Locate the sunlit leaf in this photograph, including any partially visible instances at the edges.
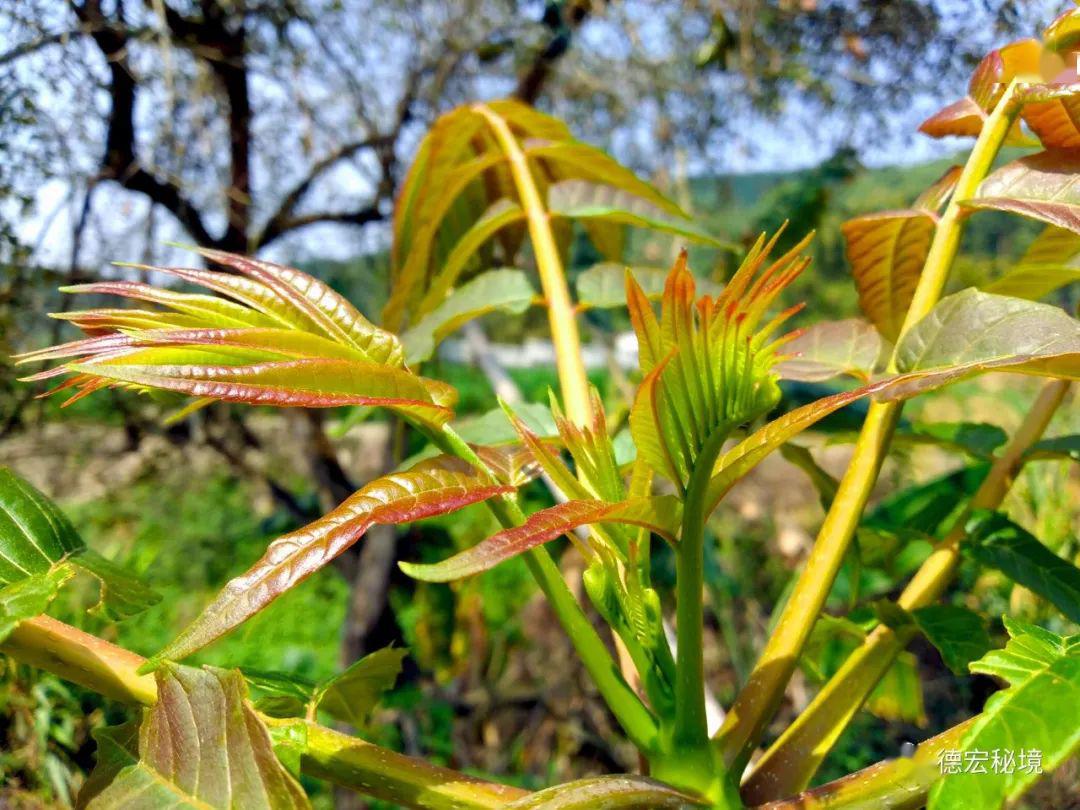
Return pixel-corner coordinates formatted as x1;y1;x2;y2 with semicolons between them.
551;390;624;502
841;211;935;341
705;384;890;512
524;141;687;219
60;280;282;330
887;289;1080;397
79;665;310;809
577;264;667;309
194;249;404;366
146;457;513;666
0;468;82;584
961;150;1080;233
400;496;682;583
315;647;406;727
919;40;1042;141
1044;7;1080;52
775;319;884;382
928;620;1080;810
983;263;1080;299
418;199;528;315
547;180;735;251
628;240;810;489
1020;80;1080;149
58;357;457;427
503;775;707;809
965;510;1080;623
403;269;536;363
0;469;159;622
983;224;1080;299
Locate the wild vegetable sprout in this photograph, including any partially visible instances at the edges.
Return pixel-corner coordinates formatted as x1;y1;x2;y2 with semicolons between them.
3;9;1080;810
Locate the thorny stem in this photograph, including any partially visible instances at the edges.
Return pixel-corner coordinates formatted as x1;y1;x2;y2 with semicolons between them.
1;617;524;810
715;79;1025;772
741;379;1071;802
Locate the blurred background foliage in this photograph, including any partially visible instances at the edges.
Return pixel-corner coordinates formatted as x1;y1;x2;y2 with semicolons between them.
1;1;1078;807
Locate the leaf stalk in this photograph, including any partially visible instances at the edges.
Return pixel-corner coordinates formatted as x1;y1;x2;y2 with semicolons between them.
716;78;1025;771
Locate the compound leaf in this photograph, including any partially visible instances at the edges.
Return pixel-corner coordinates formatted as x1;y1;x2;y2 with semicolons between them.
928;621;1080;810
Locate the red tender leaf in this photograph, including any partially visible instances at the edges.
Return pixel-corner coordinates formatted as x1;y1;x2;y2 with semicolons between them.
145;457;513;666
400;496;681;583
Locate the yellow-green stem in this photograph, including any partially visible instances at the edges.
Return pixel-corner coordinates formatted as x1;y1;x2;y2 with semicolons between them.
1;617;524;809
715;79;1023;772
740;376;1071;803
475;103;591;425
429;423;660;752
750;719;975;810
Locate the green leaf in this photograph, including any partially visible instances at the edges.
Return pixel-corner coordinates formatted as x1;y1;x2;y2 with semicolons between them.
863;464;988;537
70;550;161;621
315;647;407;727
888;289;1080;398
503;775;707;809
911;604;993;676
403;269;536;363
1025;434;1080;462
243;668;316;719
148;457;513;667
0;468;82;584
0;565;74;642
961;149;1080;234
983;264;1080;299
419;199;528;314
984;225;1080;299
965;510;1080;623
841;211;936;341
779;444;838;509
547;180;735;250
0;469;158;624
928;621;1080;810
904;422;1008;460
401;496;682;583
776;319;884;383
79;665;310;809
